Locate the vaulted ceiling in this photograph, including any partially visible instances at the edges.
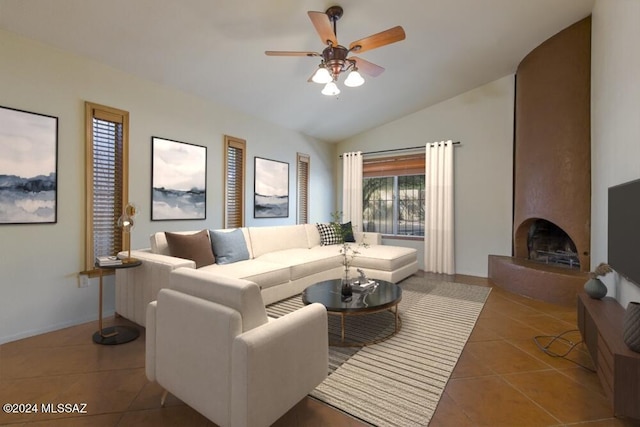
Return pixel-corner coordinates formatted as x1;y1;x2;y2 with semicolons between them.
0;0;594;142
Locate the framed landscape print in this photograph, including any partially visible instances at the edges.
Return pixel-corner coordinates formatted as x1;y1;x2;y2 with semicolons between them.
254;156;289;218
151;137;206;220
0;106;58;224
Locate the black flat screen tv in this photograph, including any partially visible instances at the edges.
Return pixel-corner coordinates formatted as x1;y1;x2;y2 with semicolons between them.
608;178;640;287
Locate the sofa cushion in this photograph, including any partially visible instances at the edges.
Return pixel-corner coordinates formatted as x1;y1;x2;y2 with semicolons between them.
257;248;343;280
199;260;290;290
350;244;417;272
165;230;215;268
316;223;341;246
304;224;321;247
210;229;250;265
249;225;310;257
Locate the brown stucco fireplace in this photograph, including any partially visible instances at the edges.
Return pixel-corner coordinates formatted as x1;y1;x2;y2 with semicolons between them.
489;17;591;306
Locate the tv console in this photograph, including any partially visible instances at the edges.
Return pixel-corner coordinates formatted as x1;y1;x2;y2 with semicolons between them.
577;292;640;420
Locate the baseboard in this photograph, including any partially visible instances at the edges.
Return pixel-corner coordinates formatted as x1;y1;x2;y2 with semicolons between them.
0;309;115;345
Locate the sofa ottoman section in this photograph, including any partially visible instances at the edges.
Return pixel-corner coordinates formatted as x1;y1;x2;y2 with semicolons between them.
351;245;417;272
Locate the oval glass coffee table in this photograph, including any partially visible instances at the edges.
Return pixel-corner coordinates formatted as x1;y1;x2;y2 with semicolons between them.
302;278;402;347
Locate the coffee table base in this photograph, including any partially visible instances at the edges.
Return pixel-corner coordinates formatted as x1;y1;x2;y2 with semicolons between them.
329;305;401;347
302;278;403;347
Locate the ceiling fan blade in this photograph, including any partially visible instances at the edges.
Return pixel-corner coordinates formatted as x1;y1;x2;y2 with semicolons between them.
349;26;406;54
265;51;320;57
307;71;316;83
350;57;385;77
308;11;337;46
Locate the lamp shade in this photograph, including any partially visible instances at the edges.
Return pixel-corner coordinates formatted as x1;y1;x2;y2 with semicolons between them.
312;67;332;84
117;214;134;232
344;70;365;87
321;81;340;96
118;203;137;232
117;203;138;262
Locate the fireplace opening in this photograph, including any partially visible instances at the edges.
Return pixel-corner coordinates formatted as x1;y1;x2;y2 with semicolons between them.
527;219;580;269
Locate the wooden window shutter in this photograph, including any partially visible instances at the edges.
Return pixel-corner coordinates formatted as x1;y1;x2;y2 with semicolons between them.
297;153;310;224
224;135;246;228
85;102;129;272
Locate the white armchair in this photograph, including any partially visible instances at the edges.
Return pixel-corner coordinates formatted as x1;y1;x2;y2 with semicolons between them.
146;267;328;427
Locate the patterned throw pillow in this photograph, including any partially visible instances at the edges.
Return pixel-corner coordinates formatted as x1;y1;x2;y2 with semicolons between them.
316;223;342;246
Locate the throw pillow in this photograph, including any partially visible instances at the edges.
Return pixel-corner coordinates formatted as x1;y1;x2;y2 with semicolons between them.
209;229;250;265
165;230;215;268
316;223;342;246
341;221;356;243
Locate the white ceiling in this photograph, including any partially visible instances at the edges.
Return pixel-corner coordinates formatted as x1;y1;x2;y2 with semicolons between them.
0;0;594;142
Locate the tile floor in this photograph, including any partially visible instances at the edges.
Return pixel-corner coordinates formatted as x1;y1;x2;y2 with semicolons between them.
1;273;639;426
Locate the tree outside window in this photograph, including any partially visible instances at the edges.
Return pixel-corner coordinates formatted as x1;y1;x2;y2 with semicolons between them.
363;174;425;236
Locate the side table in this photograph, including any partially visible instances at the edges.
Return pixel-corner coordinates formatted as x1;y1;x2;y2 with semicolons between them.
93;259;142;345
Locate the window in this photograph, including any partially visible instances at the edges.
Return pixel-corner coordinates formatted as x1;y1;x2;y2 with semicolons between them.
297;153;310;224
362;154;425;237
224;135;246;228
85;102;130;272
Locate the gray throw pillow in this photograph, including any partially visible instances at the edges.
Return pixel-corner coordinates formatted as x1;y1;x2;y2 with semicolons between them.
209;229;250;265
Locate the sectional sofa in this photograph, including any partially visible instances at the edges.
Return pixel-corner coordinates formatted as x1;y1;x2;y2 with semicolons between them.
115;223;418;326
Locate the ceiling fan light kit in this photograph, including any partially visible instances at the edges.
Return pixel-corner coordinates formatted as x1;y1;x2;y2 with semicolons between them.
311;65;332;84
344;69;364;87
266;5;405;96
321;81;341;96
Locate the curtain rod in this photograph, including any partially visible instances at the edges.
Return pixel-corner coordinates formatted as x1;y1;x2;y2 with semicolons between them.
339;141;461;158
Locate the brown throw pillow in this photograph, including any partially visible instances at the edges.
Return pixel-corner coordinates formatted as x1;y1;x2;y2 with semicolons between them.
165;230;215;268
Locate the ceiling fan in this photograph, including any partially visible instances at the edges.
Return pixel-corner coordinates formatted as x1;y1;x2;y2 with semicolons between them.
265;5;406;96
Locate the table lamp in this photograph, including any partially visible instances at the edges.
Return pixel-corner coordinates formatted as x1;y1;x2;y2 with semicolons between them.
117;203;138;263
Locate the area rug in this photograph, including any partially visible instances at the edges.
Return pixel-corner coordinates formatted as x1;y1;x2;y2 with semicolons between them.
266;276;491;426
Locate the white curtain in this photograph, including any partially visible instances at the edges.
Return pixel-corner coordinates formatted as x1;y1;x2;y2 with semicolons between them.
342;151;363;230
424;140;455;274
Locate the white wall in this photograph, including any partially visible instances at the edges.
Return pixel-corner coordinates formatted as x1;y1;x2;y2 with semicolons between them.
0;30;334;343
336;75;515;276
591;0;640;307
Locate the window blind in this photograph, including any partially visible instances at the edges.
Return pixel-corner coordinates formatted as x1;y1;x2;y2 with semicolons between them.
225;136;246;228
92;118;124;260
297;153;310;224
363;154;425;177
85;102;129;272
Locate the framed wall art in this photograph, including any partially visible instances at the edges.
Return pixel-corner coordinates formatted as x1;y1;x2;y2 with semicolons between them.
0;106;58;224
254;156;289;218
151;137;206;220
